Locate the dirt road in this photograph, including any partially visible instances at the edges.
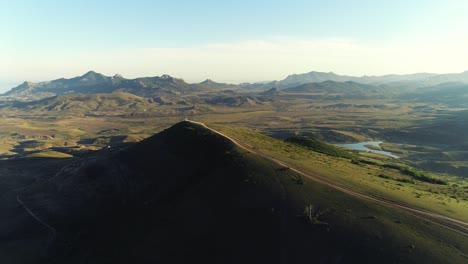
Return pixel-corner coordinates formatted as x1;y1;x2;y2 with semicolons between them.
188;120;468;237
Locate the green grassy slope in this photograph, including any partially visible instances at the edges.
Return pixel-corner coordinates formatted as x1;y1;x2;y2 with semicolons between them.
212;124;468;222
0;122;466;263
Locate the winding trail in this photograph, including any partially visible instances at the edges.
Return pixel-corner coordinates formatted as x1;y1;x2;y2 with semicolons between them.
188;120;468;237
16;195;56;237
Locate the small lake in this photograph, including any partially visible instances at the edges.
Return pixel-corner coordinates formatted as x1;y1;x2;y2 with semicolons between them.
335;141;399;159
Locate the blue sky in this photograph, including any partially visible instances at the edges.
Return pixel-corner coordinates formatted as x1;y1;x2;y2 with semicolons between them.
1;0;468;90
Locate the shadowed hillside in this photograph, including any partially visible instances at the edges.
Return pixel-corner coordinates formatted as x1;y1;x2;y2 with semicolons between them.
282;81;386;99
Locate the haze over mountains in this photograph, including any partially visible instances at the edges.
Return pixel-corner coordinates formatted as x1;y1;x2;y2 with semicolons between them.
3;70;468;102
241;70;468;90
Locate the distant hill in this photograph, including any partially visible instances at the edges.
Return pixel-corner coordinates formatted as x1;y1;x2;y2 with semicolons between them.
3;71;114;100
260;87;283;97
193;79;239;91
282;80;386;98
241;70;468;90
416;71;468;86
205;95;269;107
279;71;443;87
1;71;240;101
2;92;211;116
398;82;468;107
8;92;151;113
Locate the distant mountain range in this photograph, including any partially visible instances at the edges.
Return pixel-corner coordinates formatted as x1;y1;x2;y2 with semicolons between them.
1;71;239;101
3;70;468;102
241;70;468;90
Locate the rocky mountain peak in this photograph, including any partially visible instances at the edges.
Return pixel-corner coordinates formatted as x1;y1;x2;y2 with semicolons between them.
161;74;173;79
201;79;216;84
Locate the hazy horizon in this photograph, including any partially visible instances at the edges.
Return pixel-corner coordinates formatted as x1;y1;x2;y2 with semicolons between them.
2;68;468;94
2;1;468;91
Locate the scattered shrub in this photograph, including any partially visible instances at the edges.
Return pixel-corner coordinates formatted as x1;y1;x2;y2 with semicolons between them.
382;163;447;185
285;136;356;159
396;178;415;184
378;174;390;179
358;159;379;166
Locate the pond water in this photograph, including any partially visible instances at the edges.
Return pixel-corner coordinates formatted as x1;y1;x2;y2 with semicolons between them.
335;141;399;159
